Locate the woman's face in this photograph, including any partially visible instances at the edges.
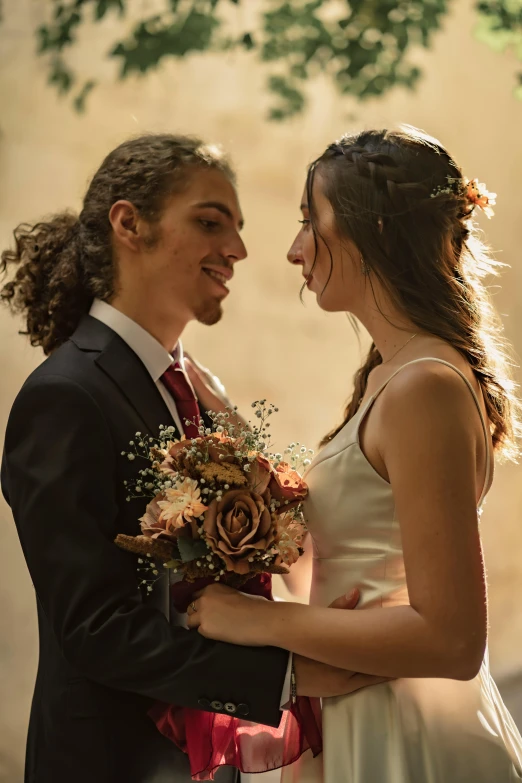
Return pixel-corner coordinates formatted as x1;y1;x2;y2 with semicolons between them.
287;171;364;313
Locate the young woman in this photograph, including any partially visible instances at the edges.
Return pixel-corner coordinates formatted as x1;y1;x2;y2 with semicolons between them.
186;127;522;782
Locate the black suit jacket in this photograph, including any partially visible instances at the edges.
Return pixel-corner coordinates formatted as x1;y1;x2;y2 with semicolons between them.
1;316;289;783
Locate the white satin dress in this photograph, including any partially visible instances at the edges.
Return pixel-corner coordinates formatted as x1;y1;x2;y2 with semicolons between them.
283;358;522;783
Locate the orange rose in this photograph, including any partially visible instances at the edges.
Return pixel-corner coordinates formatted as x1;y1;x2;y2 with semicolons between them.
203;489;276;574
269;462;308;511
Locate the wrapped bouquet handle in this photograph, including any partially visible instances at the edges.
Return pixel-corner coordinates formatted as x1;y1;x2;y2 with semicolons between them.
150;573;321;781
150;696;322;781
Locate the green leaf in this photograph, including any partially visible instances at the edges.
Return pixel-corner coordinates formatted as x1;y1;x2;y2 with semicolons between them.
29;0;522;120
241;32;255;50
110;8;222;77
93;0;126;20
73;79;97;111
48;56;75;94
95;0;109;19
267;74;306;120
474;0;522;94
177;536;209;563
36;6;83;53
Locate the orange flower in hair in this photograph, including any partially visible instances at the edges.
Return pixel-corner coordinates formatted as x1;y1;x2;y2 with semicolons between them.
465;178;496;219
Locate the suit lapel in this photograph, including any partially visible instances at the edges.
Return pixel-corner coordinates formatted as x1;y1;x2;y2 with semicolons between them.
71;315;179;439
96;342;177;438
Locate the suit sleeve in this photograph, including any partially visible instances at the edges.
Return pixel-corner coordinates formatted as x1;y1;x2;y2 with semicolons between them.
2;374;289;727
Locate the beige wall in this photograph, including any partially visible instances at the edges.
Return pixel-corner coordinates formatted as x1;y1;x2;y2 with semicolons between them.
1;0;522;779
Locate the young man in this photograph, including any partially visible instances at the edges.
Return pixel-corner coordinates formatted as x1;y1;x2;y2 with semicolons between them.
1;134;357;783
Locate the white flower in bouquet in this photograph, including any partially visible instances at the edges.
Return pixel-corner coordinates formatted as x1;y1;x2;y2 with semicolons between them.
157;478;208;530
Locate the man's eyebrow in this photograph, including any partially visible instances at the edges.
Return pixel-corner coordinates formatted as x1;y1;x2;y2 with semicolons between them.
194;201;244;230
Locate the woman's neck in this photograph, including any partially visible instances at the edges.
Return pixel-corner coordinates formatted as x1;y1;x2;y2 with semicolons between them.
358;307;420;364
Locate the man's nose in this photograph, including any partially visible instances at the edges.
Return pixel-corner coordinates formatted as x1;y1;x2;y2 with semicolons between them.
225;234;247;264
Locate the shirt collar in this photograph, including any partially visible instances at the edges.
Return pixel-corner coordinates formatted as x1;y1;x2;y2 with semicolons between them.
172;340;184;367
89;299;180;382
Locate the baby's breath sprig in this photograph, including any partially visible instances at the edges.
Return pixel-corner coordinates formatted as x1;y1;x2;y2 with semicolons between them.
121;426;183;502
121;426;176;462
226;400;277;465
280;442;315;473
430;176;463;199
137;555;162;594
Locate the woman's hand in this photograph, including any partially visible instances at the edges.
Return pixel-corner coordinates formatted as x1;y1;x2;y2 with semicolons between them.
184;355;247;428
186;583;273;646
186;584;364;648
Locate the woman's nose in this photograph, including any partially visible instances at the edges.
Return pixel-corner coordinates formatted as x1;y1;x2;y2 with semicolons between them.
287;241;303;266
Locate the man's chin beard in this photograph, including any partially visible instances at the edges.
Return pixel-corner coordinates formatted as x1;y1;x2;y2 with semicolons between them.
194;301;223;326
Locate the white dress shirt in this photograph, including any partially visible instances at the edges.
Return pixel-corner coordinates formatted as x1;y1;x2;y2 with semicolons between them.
89;298;292;708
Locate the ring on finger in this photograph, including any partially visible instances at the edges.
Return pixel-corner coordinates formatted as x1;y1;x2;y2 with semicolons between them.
189;601;197;614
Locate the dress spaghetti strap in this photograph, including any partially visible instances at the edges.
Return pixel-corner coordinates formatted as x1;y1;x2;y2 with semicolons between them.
360;357;492;506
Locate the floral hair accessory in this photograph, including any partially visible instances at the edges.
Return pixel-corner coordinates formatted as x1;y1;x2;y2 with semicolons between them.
430;176;496;219
465;178;496;219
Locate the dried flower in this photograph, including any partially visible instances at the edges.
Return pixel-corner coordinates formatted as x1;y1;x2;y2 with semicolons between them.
269;461;308;511
246;455;272;494
203;489;276;574
197;461;248;487
157;478;208;531
115;533;173;561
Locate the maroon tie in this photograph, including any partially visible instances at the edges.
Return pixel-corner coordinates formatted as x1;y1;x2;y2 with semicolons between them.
160;362;202;440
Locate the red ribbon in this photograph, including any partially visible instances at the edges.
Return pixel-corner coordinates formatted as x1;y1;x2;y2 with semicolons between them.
149;574;322;780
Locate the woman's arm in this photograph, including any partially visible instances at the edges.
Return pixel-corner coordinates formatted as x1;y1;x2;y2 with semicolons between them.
190;363;488;681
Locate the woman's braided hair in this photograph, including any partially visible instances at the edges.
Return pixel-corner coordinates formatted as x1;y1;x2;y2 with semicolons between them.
1;133;235;355
310;127;519;461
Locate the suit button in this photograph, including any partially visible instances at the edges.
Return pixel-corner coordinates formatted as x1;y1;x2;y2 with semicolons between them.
224;702;237;714
198;698;211;709
210;700;223;711
236;703;250;717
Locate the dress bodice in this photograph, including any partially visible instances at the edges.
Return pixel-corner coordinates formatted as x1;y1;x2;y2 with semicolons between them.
303;358;491;610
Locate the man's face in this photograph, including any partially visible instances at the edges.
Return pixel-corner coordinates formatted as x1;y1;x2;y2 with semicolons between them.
134;168;247;328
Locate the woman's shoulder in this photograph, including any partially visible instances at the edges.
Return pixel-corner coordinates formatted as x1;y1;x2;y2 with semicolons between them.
386;358;473;403
369;338;480;402
377;356;486;447
367;341;484;433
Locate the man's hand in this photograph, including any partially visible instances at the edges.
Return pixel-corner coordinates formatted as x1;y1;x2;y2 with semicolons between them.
294;587;391;698
294;655;391;698
328;587;360;611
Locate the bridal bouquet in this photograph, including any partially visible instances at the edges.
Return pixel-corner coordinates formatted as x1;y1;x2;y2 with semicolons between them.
115;400;311;609
115;403;321;781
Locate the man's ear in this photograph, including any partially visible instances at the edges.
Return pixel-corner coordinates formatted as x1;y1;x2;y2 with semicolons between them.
109;200;141;252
